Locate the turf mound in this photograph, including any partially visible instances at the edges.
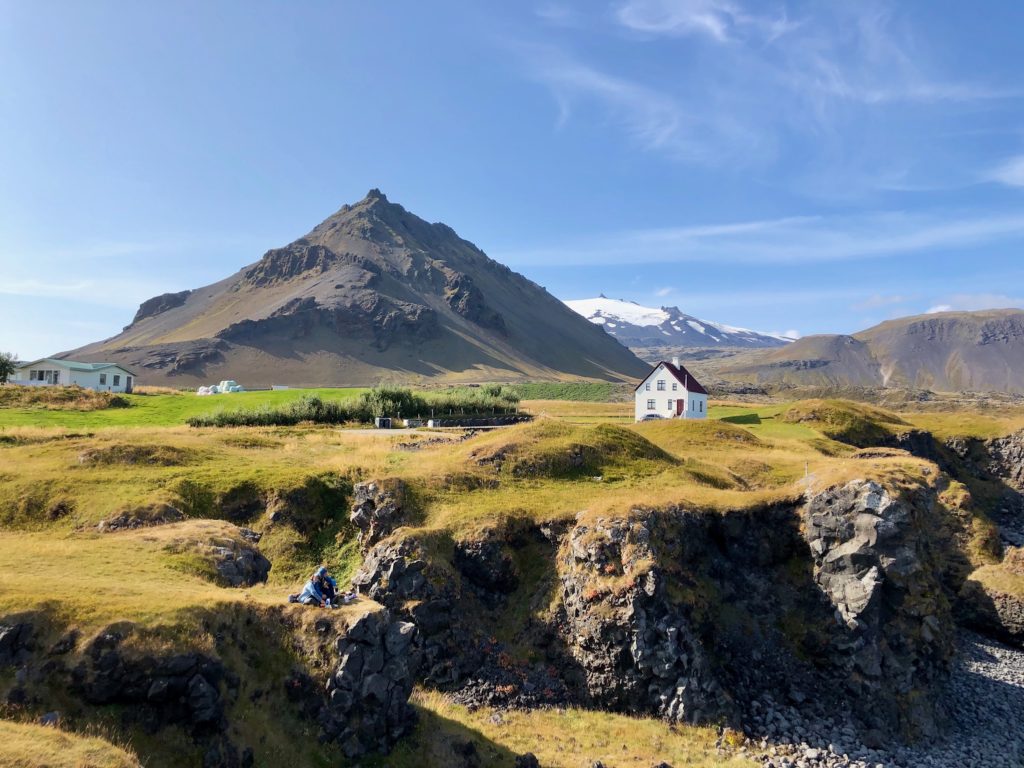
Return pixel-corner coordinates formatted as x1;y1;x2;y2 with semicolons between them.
0;386;129;411
77;444;194;466
468;420;675;479
632;418;762;455
781;399;908;447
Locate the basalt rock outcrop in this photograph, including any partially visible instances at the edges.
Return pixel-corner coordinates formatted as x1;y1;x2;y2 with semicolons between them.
304;609;420;758
351;536;467;687
553;478;957;739
348;525;570;705
558;515;732;724
71;632;227;731
803;479;955;737
0;606;423;765
350;479;408;549
986;430;1024;492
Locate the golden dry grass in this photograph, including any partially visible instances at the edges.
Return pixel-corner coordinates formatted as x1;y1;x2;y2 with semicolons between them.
0;520;375;635
520;398;633;423
378;689;754;768
900;409;1024;441
0;721;140;768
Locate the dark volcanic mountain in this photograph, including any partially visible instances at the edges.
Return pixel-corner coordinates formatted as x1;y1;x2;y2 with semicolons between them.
719;309;1024;393
64;190;648;386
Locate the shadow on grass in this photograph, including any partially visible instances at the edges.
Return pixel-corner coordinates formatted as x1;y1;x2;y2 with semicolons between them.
365;703;519;768
720;413;762;426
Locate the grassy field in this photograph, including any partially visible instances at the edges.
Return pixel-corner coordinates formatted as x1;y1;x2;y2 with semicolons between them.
0;387;366;428
2;391;1022;766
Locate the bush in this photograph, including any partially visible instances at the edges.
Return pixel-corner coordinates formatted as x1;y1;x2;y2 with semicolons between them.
187;386;521;428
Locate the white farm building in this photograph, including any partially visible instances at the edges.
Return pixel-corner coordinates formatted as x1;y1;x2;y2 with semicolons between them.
11;358;137;393
635;357;708;421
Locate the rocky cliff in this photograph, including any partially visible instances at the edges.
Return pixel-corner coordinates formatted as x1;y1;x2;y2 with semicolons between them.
346;474;961;744
0;606;420;765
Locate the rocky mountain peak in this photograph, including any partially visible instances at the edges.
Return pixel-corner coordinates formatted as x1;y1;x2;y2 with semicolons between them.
67;192;648;386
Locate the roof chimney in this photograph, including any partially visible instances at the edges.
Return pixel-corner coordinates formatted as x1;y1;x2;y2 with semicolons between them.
671;356;680;368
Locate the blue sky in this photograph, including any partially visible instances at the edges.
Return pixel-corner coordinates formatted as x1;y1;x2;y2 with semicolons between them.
3;0;1024;358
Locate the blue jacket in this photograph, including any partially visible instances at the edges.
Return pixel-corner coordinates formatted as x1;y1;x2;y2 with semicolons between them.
298;573;337;604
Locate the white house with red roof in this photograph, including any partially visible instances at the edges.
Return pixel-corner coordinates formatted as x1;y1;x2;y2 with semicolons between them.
634;357;708;421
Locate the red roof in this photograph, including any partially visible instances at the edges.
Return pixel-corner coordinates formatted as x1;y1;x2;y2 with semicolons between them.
634;360;708;395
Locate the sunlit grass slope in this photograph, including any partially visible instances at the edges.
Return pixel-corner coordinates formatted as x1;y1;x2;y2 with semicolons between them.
0;387;366;428
0;721;141;768
376;690;754;768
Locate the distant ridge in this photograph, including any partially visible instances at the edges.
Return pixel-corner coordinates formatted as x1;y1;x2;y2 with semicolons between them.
719;309;1024;393
62;191;649;386
566;296;792;350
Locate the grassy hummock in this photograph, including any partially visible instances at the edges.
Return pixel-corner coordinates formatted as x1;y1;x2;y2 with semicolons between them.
0;721;140;768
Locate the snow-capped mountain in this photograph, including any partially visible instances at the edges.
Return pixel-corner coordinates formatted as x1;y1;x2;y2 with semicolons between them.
565;296;793;350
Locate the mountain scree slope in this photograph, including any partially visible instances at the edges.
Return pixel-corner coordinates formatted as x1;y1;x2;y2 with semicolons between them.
65;190;648;386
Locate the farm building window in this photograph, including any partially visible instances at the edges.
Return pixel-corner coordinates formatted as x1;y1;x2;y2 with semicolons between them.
646;399;655;410
657;380;665;391
700;401;704;412
672;382;677;391
113;375;120;386
645;382;650;391
99;374;106;385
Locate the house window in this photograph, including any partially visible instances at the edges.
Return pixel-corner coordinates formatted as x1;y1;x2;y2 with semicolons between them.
672;382;677;391
700;400;704;413
646;399;655;410
667;399;673;410
657;380;665;391
113;375;120;386
645;382;650;391
99;374;107;385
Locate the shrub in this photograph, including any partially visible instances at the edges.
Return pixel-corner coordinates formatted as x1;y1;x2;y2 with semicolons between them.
187;386;521;427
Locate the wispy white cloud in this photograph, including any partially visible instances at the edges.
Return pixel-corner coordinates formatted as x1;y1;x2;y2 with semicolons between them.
497;209;1024;266
616;0;798;44
522;49;761;162
989;154;1024;187
518;44;761;163
614;0;1017;106
926;293;1024;314
654;286;674;296
518;1;1019;184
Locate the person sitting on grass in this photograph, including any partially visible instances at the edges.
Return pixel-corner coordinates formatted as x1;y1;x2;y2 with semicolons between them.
290;566;338;607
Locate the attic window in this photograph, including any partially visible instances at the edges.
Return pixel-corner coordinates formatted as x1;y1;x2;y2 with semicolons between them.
645;382;650;391
657;380;665;391
672;382;677;391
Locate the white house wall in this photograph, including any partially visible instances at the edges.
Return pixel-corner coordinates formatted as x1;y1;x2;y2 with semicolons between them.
634;365;708;421
13;363;135;393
